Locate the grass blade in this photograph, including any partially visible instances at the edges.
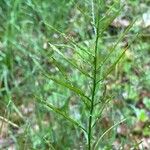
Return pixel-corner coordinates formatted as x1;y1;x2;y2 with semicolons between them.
32;57;91;106
0;116;19;129
51;57;71;83
96;48;126;84
96;33;139;84
92;98;111;128
97;19;136;70
44;22;94;57
94;118;127;150
49;43;93;79
44;74;91;105
98;4;125;37
52;44;92;66
37;97;87;133
103;48;127;78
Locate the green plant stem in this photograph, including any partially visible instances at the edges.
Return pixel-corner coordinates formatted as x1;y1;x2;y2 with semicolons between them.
88;12;100;149
88;76;96;150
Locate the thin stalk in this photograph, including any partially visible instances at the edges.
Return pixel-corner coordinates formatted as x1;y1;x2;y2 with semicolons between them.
88;1;100;149
94;118;127;149
0;115;19;129
88;73;97;150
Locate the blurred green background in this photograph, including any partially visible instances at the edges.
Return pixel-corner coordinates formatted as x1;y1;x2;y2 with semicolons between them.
0;0;150;149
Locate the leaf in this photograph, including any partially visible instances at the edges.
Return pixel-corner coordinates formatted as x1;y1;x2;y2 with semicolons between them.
92;98;111;128
37;97;87;133
52;44;92;66
94;118;127;150
0;116;19;129
98;4;125;37
44;73;91;105
98;19;136;70
96;48;126;85
32;58;91;107
96;33;139;84
51;57;71;83
103;48;127;78
49;43;93;79
44;22;94;57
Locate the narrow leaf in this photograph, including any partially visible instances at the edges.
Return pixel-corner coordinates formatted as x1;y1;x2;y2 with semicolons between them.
44;73;91;105
96;48;127;84
98;19;136;70
94;118;127;150
0;116;19;129
44;22;94;57
53;44;92;66
39;98;87;133
103;48;126;78
49;43;93;79
51;57;71;83
92;98;111;128
98;5;125;37
96;33;139;84
32;58;91;106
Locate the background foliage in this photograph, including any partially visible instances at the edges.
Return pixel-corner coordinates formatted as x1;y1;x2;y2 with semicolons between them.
0;0;150;149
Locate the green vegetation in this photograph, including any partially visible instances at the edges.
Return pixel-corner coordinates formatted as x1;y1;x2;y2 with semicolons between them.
0;0;150;149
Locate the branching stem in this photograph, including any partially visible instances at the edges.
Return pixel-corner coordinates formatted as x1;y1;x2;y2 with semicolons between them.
88;1;100;148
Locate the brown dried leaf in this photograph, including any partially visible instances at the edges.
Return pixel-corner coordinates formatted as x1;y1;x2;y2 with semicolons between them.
111;18;130;28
